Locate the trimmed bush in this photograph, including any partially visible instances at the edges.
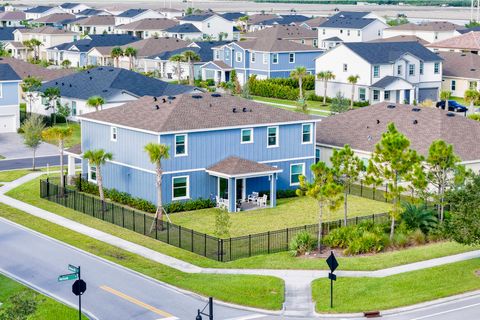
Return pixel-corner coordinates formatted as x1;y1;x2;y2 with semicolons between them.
248;75;300;100
289;231;315;256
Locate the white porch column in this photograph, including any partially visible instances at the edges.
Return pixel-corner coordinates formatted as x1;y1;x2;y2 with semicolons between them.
67;155;77;185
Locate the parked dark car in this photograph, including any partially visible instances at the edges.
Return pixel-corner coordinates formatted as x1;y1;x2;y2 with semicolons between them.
436;100;468;113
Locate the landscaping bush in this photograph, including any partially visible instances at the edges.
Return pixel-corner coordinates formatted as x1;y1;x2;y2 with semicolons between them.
392;232;409;248
289;231;315;256
468;114;480;122
258;189;297;199
248;75;300;100
344;231;387;255
400;202;438;234
409;229;426;245
266;75;315;90
165;198;215;213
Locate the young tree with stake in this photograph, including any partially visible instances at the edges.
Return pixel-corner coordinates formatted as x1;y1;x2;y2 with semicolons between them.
21;115;45;171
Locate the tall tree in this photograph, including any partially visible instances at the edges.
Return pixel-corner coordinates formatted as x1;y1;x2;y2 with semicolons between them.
366;123;423;239
218;32;228;41
464;88;479;111
239;15;249;33
331;144;363;225
169;54;185;81
83;149;113;208
29;38;42;60
42;126;73;196
290;66;308;101
124;47;137;70
22;40;34;60
182;50;201;86
111;47;123;68
21;114;45;171
42;87;61;125
21;76;42;115
144;142;170;230
296;161;343;252
425;140;466;222
316;71;335;105
86;95;105;112
347;74;360;109
440;90;451;110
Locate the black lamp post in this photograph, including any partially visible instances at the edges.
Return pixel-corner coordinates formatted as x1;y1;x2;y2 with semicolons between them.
195;297;213;320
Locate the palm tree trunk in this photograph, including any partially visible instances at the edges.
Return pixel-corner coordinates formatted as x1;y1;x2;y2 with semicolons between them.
177;61;181;81
59;140;64;197
344;191;348;226
97;166;107;212
318;201;324;253
350;84;355;109
299;77;303;100
323;80;327;105
189;59;194;86
150;161;163;233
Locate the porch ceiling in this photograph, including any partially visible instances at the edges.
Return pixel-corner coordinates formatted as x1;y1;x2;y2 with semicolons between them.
206;156;282;179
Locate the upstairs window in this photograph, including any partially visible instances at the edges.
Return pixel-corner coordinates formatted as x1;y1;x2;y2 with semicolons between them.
409;64;415;76
251;52;256;63
397;65;402;75
241;128;253;144
235;51;242;62
343;63;348;72
289;53;295;63
214;50;219;60
302;123;312;144
272;53;279;64
175;134;187;156
451;80;456;91
315;148;321;163
267;126;278;147
111;126;117;141
373;65;380;78
434;62;440;74
263;53;268;64
420;61;424;75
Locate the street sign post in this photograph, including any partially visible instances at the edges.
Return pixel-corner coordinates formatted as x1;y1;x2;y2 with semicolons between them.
58;264;85;320
326;251;338;308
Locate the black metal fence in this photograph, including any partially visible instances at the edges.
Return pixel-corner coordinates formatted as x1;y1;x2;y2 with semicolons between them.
40;179;390;262
347;180;422;204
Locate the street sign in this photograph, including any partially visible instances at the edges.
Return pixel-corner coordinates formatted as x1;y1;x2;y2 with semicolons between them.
58;273;78;282
68;264;79;273
72;279;87;296
326;251;339;272
328;272;337;281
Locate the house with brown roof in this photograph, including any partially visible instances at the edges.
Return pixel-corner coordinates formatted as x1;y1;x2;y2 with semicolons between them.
114;18;178;39
0;11;26;27
383;21;465;44
244;24;319;47
316;102;480;172
74;93;318;212
427;31;480;55
0;56;75;81
68;15;116;35
32;13;76;27
438;51;480;98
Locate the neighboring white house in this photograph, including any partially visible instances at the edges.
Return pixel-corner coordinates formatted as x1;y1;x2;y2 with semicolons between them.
68;15;116;35
0;11;26;27
115;18;178;39
164;23;203;40
59;3;91;15
179;13;234;40
318;11;387;49
158;8;185;20
24;6;65;20
314;41;443;104
383;21;465;44
114;9;164;26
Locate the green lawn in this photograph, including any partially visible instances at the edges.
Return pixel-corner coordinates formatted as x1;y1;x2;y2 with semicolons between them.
252;95;332;116
0;203;284;310
312;258;480;313
0;166;67;182
0;273;86;319
43;123;81;148
5;173;477;271
169;196;391;237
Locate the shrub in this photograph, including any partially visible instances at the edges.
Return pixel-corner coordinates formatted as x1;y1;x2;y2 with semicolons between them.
289;231;315;256
248;75;300;100
0;291;39;320
258;189;297;199
468;114;480;122
330;92;349;113
214;209;231;238
392;232;409;248
323;225;358;248
400;202;438;234
409;229;426;245
344;231;387;255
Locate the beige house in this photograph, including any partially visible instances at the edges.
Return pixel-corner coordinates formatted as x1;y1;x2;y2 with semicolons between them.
114;18;178;39
383;21;465;44
427;31;480;55
244;24;319;47
438;51;480;99
11;26;79;60
69;15;116;35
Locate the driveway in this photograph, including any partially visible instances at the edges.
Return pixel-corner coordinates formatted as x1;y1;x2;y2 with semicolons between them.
0;133;58;159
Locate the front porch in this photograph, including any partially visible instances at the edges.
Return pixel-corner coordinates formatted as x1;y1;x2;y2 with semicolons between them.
206;157;282;212
371;76;415;104
200;60;233;84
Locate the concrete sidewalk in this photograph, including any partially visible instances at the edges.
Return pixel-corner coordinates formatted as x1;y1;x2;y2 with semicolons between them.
1;172;479;317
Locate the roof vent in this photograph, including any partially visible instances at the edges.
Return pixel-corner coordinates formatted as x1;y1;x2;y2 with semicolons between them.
412;107;421;112
69;84;72;87
87;70;90;73
376;119;380;124
387;104;396;109
153;96;157;101
471;68;476;71
242;107;247;112
191;95;202;99
89;76;92;80
446;112;455;117
211;93;221;97
102;89;108;92
109;69;114;72
413;119;418;125
232;107;237;113
55;81;58;85
99;67;103;70
168;96;176;100
162;98;167;103
155;105;159;110
367;135;372;141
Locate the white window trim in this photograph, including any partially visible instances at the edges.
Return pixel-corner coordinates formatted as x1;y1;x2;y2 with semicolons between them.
172;175;190;200
289;53;295;63
251;51;256;63
263;53;268;64
240;128;254;144
174;134;188;157
373;65;380;78
235;51;242;63
290;163;305;186
0;83;3;98
301;123;313;144
110;126;117;142
272;53;279;64
267;126;279;148
88;162;97;184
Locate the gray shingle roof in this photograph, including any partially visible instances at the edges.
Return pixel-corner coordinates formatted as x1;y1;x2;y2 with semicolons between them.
207;157;281;176
79;93;313;133
49;34;139;52
166;23;201;33
180;13;215;21
0;64;21;81
388;21;465;32
77;9;108;17
39;67;195;100
0;57;74;81
371;76;411;88
235;38;322;52
74;15;115;26
60;3;82;9
221;12;245;22
149;41;229;62
24;6;54;13
319;11;377;29
117;9;147;18
316;102;480;161
344;42;442;64
115;18;177;31
244;24;317;40
439;51;480;79
33;13;75;24
0;27;19;41
0;11;26;21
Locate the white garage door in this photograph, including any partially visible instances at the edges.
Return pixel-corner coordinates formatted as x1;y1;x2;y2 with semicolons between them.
0;115;16;133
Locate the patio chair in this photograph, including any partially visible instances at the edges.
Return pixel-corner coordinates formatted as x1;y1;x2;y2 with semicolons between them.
216;196;227;210
257;194;268;207
247;192;259;203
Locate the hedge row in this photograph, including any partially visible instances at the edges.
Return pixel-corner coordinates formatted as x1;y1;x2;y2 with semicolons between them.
248;75;300;100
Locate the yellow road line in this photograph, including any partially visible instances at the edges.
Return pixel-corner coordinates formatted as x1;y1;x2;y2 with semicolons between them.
100;285;174;318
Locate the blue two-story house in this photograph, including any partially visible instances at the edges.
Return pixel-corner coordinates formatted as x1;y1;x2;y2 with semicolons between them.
200;38;323;85
0;64;21;133
75;93;317;212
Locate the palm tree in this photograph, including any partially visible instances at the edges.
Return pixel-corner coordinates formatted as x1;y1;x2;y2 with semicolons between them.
239;15;249;33
22;40;34;60
169;54;185;81
290;66;308;101
86;95;105;112
440;90;451;110
124;47;137;70
111;47;123;68
29;38;42;60
83;149;113;209
144;142;170;231
42;87;61;125
182;50;201;86
42;126;73;196
347;74;360;109
317;71;335;105
464;88;479;112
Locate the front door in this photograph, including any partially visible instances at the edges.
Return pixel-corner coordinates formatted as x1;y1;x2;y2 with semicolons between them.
404;90;411;104
396;90;400;103
219;178;228;199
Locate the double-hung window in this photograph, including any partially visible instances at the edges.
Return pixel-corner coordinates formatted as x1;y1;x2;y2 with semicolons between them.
267;126;278;147
419;61;424;75
0;83;3;98
71;101;77;116
384;90;390;100
373;89;380;101
241;128;253;144
343;63;348;72
172;176;189;200
397;65;402;75
451;80;456;91
434;62;440;74
289;53;295;63
235;51;242;62
373;65;380;78
315;148;321;163
302;123;312;144
88;164;97;183
110;126;117;141
251;52;256;63
175;134;187;156
359;88;366;101
272;53;278;64
409;64;415;76
263;53;268;64
290;163;305;186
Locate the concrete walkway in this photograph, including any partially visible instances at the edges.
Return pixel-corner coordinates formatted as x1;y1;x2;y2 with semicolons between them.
1;172;480;317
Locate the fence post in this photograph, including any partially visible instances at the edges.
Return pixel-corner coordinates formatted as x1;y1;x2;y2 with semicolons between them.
73;191;76;211
167;222;170;244
179;225;182;248
101;200;105;220
122;207;125;227
133;211;136;231
155;218;158;239
78;173;82;192
355;216;358;225
92;197;95;217
217;239;221;261
191;229;194;252
46;178;50;197
286;228;289;251
249;234;252;257
360;180;363;197
229;238;232;261
385;185;388;202
220;239;224;262
267;231;270;254
204;233;207;257
143;214;146;235
372;214;375;224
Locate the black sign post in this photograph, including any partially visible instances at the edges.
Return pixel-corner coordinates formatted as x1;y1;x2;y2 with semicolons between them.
58;264;85;320
326;251;338;308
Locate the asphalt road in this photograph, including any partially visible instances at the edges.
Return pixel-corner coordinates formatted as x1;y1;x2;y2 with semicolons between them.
0;155;76;171
0;218;259;320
